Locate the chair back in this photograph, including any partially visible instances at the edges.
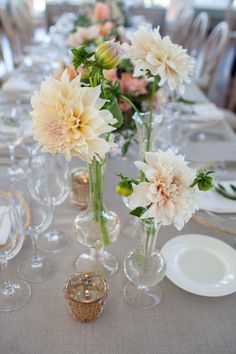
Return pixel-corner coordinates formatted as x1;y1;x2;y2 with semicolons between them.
0;26;14;83
186;12;209;57
0;0;15;43
9;0;33;47
0;0;21;63
171;8;194;46
195;21;229;94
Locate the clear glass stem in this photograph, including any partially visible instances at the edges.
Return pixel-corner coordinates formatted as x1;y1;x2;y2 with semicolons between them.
30;233;42;265
1;261;15;295
90;242;103;260
49;200;55;233
8;144;15;168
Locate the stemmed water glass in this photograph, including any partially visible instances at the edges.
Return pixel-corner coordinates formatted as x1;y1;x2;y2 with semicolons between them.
0;188;31;311
0;104;24;178
16;177;56;283
30;153;70;253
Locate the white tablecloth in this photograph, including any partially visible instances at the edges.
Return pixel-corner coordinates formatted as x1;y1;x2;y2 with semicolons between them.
1;79;236;354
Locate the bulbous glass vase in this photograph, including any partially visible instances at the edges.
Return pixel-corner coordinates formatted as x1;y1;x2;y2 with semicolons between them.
74;157;120;278
124;219;166;308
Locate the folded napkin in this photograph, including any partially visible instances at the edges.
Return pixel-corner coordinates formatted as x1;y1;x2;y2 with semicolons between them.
198;181;236;214
0;206;10;245
2;77;36;93
182;103;224;122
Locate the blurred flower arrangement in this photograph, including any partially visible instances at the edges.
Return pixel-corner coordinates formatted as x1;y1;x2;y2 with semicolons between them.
68;1;126;48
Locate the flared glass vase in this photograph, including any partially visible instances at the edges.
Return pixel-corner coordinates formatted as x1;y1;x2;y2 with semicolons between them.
124;219;166;309
74;157;120;278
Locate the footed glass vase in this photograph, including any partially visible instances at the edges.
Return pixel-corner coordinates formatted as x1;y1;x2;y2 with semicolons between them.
124;219;166;308
74;157;120;278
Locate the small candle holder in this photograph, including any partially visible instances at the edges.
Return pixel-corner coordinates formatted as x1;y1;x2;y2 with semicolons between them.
70;167;89;209
64;272;108;322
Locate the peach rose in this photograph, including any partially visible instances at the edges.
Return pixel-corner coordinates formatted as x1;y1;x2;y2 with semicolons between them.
103;68;118;83
100;21;114;36
94;2;110;20
120;73;147;97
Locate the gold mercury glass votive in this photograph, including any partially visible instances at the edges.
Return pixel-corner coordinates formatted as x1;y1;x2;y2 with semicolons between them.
70;167;89;209
64;273;108;322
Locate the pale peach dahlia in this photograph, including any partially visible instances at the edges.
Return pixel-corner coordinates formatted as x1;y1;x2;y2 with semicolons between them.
31;70;116;162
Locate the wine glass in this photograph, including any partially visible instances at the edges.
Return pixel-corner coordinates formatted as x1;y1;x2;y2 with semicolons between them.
0;188;31;311
15;177;56;283
29;153;70;253
156;105;189;153
0;104;24;179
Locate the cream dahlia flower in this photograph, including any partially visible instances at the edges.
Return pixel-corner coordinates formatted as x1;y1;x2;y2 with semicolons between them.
129;150;198;230
31;70;117;162
123;27;194;93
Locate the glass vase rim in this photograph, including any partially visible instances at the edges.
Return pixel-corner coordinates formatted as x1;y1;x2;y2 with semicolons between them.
133;111;162;117
132;111;163;122
140;218;161;227
88;156;107;167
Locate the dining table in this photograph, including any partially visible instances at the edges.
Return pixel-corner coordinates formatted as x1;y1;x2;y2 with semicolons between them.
0;30;236;354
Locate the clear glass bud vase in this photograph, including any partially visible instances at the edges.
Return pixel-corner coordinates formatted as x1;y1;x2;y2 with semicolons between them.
74;157;120;278
133;112;162;161
124;219;166;308
122;112;162;240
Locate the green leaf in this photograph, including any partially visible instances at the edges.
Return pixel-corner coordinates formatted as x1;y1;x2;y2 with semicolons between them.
71;46;95;70
190;180;198;188
130;206;147;217
105;98;124;128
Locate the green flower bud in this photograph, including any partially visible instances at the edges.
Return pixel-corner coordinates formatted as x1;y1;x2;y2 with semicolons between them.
191;170;215;191
198;176;215;191
95;40;123;70
116;181;133;197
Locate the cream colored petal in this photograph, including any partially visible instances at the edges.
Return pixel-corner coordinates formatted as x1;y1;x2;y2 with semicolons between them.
129;182;150;209
81;86;101;107
134;160;148;173
141;203;158;220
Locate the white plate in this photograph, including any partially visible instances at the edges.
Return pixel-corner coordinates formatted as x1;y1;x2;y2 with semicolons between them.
161;234;236;297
